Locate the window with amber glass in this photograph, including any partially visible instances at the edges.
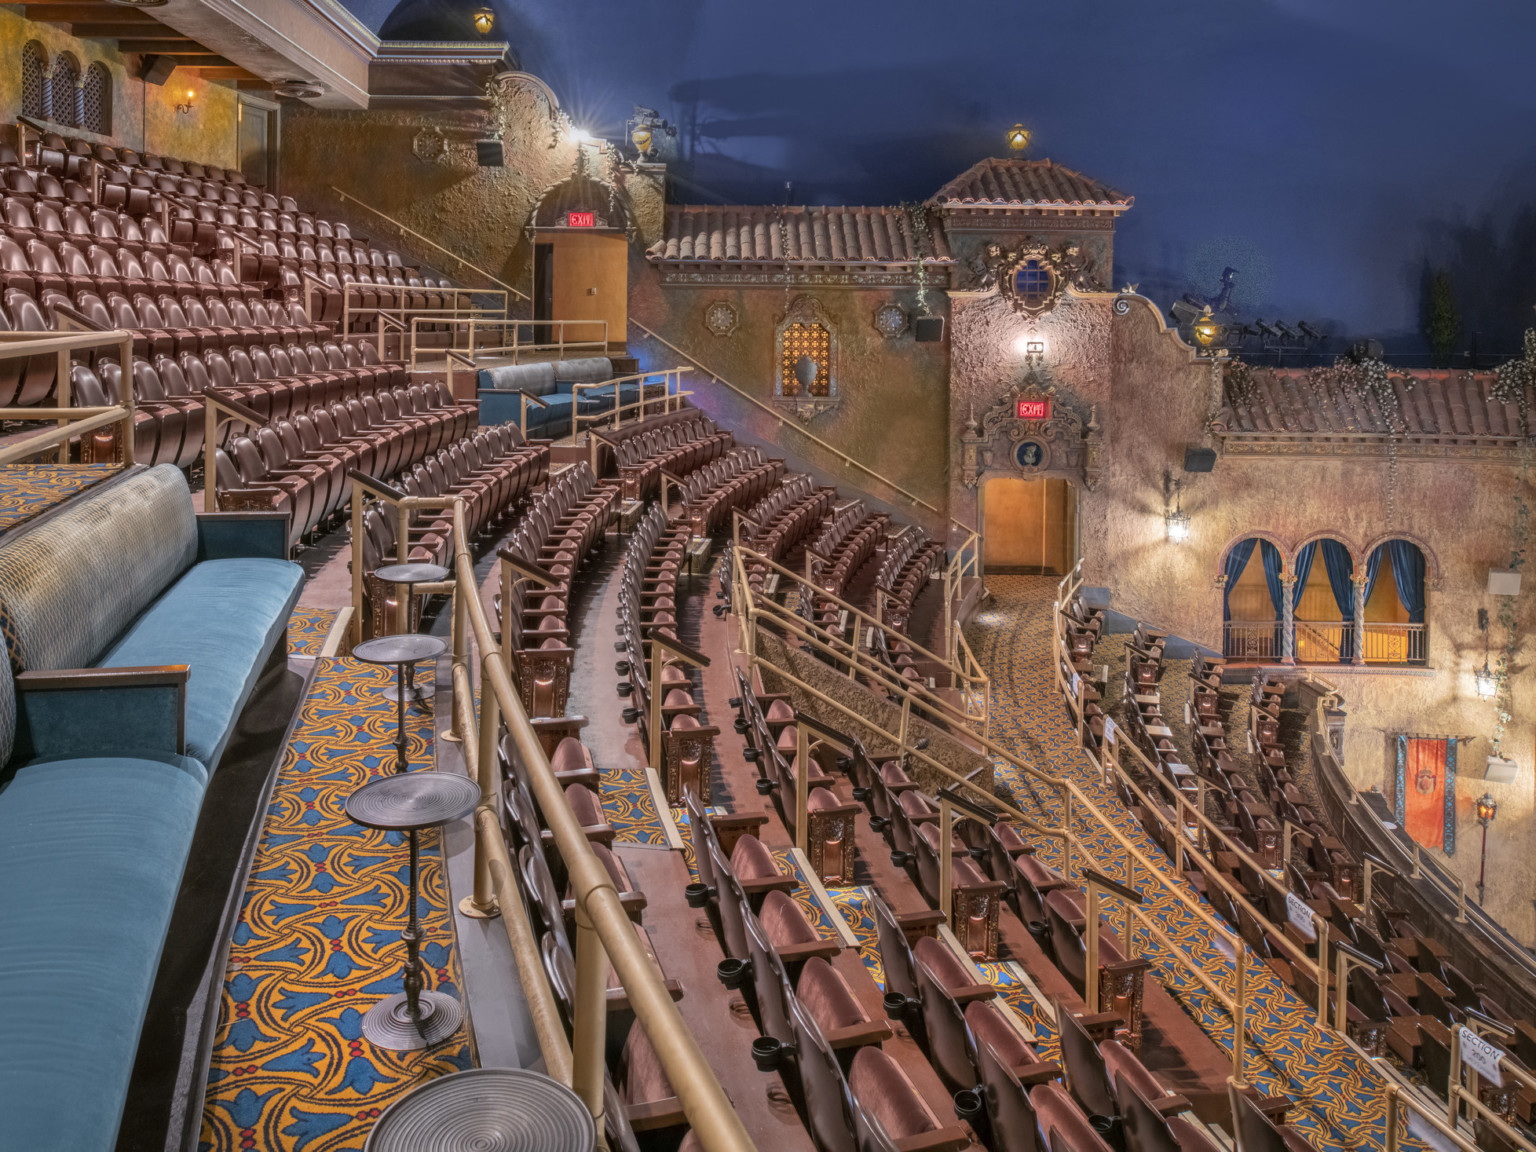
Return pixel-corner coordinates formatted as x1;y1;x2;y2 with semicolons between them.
779;321;831;397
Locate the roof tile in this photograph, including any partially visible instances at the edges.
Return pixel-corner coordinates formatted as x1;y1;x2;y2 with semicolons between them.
931;157;1132;210
647;204;952;265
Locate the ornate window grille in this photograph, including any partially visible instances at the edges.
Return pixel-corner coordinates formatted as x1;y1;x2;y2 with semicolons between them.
1014;259;1052;309
80;63;110;135
48;52;80;129
779;322;831;397
21;41;47;120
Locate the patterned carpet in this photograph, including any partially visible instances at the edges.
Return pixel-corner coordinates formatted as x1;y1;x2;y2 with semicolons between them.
966;577;1408;1152
287;608;339;658
199;657;471;1152
601;762;672;846
0;463;119;532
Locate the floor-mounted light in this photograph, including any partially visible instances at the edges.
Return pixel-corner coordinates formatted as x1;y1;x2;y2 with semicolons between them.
1476;791;1497;904
1165;479;1190;542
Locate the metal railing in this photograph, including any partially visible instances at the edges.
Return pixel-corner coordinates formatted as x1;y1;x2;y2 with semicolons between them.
331;185;531;302
942;526;983;662
1225;620;1427;666
347;473;754;1151
576;369;692;444
0;328;138;466
732;547;1254;1085
411;316;610;373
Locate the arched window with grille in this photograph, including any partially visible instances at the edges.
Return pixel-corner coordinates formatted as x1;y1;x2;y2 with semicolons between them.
775;296;835;398
48;52;79;128
80;62;110;134
21;41;48;120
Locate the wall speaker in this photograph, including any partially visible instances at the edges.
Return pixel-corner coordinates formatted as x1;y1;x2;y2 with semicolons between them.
914;316;944;343
476;140;504;167
1183;446;1217;473
1489;569;1522;597
1484;756;1519;784
140;54;177;86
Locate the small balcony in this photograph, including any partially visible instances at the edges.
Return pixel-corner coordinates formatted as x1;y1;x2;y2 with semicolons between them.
1224;620;1427;666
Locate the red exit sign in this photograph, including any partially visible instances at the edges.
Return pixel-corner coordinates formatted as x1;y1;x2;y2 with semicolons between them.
1017;398;1051;421
567;211;595;227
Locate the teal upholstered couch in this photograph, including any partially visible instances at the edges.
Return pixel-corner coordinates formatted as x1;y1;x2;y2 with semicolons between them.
477;357;617;437
0;463;302;1152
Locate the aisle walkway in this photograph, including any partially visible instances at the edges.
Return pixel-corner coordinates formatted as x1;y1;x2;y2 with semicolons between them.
967;577;1398;1152
199;657;471;1152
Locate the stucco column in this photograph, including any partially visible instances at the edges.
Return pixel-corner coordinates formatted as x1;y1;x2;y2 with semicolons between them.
1353;574;1369;666
1281;574;1297;665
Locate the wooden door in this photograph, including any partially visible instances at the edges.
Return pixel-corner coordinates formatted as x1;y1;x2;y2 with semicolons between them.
982;477;1076;574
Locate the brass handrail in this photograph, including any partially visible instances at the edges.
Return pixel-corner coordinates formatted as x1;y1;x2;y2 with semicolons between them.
331;185;531;301
0;328;137;466
349;476;755;1151
732;545;1252;1083
411;315;610;371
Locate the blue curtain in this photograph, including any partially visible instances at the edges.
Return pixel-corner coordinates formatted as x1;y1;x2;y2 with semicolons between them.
1222;538;1258;622
1292;542;1317;610
1261;540;1284;656
1364;546;1385;608
1389;540;1426;623
1320;540;1356;659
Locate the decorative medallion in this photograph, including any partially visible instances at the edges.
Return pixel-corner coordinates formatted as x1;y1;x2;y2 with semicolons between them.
704;301;738;337
1015;439;1048;472
412;126;446;164
873;302;909;339
959;236;1105;317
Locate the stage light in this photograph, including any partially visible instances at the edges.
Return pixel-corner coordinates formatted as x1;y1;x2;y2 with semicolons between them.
565;125;592;145
1013;335;1046;357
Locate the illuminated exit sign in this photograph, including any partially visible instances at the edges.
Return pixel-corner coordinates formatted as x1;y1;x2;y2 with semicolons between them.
1017;398;1051;421
567;211;595;227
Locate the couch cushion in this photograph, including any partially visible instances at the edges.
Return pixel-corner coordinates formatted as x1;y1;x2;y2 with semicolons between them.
0;464;196;673
554;357;614;385
479;362;557;395
97;557;303;769
0;752;206;1151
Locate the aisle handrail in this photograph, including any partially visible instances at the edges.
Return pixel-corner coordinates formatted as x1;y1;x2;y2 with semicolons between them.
0;328;138;466
331;185;530;301
349;476;755;1152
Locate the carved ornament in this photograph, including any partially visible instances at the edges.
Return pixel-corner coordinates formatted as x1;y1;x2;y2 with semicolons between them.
958;370;1102;491
960;235;1105;315
703;301;738;337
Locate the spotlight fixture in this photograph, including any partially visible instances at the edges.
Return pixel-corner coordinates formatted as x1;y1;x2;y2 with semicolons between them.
1006;122;1031;152
472;6;495;34
565;125;592;145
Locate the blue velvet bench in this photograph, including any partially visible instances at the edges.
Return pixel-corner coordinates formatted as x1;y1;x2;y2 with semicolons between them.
477;357;617;438
0;463;303;1151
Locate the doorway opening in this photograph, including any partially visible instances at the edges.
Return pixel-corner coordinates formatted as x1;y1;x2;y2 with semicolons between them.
982;476;1077;575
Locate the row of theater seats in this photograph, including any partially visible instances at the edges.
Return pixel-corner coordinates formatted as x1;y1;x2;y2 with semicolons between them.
608;408;734;500
615;506;719;806
806;499;889;599
874;527;945;632
676;446;784;539
1059;593;1536;1143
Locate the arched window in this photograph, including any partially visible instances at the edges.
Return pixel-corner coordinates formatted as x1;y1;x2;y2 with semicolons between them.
48;52;79;128
21;41;48;120
775;295;835;398
1013;259;1052;309
80;62;110;135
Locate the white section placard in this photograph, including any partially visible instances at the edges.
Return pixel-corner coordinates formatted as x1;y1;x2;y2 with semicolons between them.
1458;1025;1505;1086
1285;891;1316;940
1103;716;1118;747
1070;670;1082;699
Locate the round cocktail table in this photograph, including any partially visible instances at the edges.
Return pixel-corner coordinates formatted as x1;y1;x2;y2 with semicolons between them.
373;562;451;702
353;633;448;773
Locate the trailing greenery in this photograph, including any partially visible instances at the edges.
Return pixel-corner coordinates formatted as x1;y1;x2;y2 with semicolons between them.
1421;269;1461;367
1489;329;1536;753
902;201;933;312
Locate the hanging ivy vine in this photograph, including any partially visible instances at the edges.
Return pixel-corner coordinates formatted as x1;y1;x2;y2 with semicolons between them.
902;201;932;312
1489;330;1535;753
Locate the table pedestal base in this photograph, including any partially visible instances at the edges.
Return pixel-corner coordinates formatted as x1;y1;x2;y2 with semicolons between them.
361;989;465;1050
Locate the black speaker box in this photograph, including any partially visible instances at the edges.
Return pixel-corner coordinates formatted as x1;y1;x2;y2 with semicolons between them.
476;140;504;167
1184;446;1217;473
914;316;944;343
140;55;177;86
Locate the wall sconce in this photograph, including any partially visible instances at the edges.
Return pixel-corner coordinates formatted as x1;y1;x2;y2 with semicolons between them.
1476;791;1498;826
1475;606;1498;697
1165;477;1190;542
1013;334;1046;359
472;6;495;33
175;87;195;115
1006;122;1031;152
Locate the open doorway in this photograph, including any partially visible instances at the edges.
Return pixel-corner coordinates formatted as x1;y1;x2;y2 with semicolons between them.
982;476;1077;574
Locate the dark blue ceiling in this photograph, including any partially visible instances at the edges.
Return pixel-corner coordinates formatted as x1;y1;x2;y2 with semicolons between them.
352;0;1536;353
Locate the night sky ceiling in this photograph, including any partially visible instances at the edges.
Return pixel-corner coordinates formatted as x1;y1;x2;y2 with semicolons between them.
348;0;1536;354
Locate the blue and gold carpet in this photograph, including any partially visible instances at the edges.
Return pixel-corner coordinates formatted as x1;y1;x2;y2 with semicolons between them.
0;463;119;532
287;608;339;658
199;657;471;1152
967;577;1404;1152
600;762;671;846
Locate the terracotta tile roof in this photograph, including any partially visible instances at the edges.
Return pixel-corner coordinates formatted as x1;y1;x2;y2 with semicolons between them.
931;157;1132;211
647;204;952;264
1216;368;1531;440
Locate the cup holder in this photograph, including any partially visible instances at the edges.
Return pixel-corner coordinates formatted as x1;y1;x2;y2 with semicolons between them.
743;747;762;762
953;1089;984;1122
717;957;749;989
751;1036;786;1072
734;718;750;734
755;778;776;795
869;816;890;833
616;682;633;697
614;660;630;675
968;845;988;860
621;708;642;724
851;787;871;802
890;850;911;868
883;992;912;1021
684;882;713;909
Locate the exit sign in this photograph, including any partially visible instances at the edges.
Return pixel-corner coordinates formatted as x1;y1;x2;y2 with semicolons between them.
1017;398;1051;421
567;211;595;227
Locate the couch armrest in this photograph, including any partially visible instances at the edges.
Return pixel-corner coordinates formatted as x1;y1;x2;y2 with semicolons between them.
14;664;189;760
197;511;292;560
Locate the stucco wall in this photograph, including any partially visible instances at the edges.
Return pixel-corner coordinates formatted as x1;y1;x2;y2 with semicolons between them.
0;7;237;170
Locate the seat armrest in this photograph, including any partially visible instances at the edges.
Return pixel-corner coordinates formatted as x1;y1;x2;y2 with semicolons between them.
197;511;292;559
775;938;841;964
893;1124;971;1152
948;982;998;1004
1153;1095;1194;1116
15;664;190;760
1011;1061;1062;1086
824;1018;895;1049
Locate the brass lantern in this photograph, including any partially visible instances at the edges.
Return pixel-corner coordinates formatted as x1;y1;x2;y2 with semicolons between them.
472;7;495;34
1006;123;1031;152
1192;305;1222;348
631;122;653;155
1476;792;1498;826
1475;660;1498;698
